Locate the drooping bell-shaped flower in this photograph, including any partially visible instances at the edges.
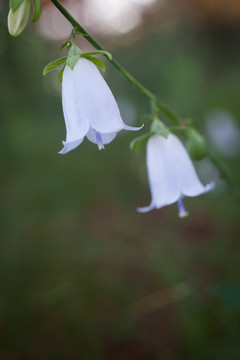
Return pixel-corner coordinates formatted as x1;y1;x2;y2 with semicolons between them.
138;134;214;217
59;58;142;154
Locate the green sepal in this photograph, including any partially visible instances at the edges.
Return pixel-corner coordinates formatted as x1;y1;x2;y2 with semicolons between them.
81;50;112;61
83;55;105;72
43;57;67;76
58;65;66;83
186;129;207;161
73;28;88;37
143;99;158;122
32;0;42;22
150;119;170;139
9;0;25;12
66;45;82;70
130;132;153;153
58;41;71;52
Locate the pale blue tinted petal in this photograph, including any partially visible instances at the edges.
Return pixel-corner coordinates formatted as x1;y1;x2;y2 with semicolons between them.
122;123;144;131
73;58;141;133
86;127;117;145
137;201;155;213
58;138;84;154
146;135;181;207
166;134;214;197
62;60;90;143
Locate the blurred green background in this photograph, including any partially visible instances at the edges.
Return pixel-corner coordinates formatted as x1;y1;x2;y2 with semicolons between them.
0;0;240;359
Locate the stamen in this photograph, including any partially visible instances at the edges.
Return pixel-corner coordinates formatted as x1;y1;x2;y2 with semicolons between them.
177;198;189;218
95;131;105;150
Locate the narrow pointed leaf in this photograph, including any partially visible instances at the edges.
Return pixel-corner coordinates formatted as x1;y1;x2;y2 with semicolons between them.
32;0;42;22
58;41;71;52
10;0;25;12
43;57;67;75
81;50;112;61
130;132;153;153
83;56;105;72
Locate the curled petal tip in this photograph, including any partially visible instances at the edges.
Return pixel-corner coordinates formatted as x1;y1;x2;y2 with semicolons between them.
206;181;215;191
123;124;144;132
137;202;155;213
58;138;84;154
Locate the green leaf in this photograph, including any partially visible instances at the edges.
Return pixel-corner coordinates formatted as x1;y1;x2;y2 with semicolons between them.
151;119;170;139
10;0;25;12
58;65;65;83
130;132;153;153
81;50;112;61
32;0;42;22
58;41;71;52
66;45;82;70
43;57;67;76
83;56;106;72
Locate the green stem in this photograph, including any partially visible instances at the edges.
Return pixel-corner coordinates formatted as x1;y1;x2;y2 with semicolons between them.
208;150;240;204
50;0;180;125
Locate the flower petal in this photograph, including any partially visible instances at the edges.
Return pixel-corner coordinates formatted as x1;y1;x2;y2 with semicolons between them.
146;135;181;208
137;201;155;213
61;61;90;143
58;138;84;154
166;134;214;197
122;123;144;132
71;58;141;134
86;127;117;145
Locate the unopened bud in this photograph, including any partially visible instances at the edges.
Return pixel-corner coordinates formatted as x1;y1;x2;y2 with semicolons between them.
186;129;207;160
8;0;31;37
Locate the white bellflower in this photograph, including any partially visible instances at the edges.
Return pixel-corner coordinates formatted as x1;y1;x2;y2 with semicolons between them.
59;58;142;154
138;134;214;217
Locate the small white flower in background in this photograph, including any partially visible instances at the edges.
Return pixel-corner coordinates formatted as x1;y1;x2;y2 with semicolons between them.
138;134;214;217
205;110;240;158
59;58;142;154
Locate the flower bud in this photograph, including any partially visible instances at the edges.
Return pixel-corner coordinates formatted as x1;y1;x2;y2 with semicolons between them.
8;0;31;37
186;129;207;160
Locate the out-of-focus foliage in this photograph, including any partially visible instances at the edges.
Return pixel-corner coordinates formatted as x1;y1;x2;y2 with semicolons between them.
0;1;240;359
